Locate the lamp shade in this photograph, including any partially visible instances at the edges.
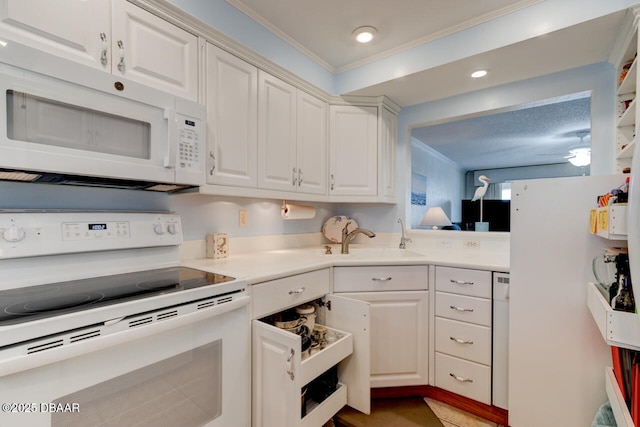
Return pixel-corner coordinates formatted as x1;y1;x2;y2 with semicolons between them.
420;207;452;229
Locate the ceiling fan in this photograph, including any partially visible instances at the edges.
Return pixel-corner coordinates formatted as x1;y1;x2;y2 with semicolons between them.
566;131;591;166
537;130;590;166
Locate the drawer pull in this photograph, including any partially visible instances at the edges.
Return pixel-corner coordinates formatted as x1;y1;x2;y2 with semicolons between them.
287;348;295;380
450;336;474;345
450;373;474;383
372;277;392;282
288;287;306;295
450;305;474;312
450;279;474;285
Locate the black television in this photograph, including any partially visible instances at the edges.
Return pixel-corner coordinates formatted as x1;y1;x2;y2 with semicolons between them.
460;199;511;231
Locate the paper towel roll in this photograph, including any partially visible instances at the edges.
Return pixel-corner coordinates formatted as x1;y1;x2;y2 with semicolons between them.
281;203;316;219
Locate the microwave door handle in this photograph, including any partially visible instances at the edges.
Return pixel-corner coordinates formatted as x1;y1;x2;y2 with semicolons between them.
164;108;176;169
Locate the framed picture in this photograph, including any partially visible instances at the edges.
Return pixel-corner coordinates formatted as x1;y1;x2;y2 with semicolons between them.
411;172;427;205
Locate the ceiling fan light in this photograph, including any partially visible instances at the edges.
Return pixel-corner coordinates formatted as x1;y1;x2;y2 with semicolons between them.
568;148;590;167
353;26;377;43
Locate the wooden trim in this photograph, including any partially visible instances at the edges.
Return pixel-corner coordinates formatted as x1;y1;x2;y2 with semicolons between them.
371;385;509;426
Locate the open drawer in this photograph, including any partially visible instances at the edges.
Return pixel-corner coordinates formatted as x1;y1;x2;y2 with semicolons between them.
252;295;370;427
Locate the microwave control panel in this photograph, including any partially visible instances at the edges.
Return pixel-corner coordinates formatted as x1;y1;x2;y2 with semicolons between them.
177;114;202;173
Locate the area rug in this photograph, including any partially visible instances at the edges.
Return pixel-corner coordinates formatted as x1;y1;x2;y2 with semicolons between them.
334;397;445;427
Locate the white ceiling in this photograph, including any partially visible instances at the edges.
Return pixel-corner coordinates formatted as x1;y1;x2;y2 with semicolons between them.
227;0;626;170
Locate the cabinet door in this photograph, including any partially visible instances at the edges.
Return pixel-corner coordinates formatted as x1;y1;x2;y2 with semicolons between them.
252;320;300;427
111;0;198;101
205;43;258;187
257;71;297;191
325;294;371;415
336;291;429;388
329;105;378;196
379;107;397;199
297;91;328;195
0;0;110;70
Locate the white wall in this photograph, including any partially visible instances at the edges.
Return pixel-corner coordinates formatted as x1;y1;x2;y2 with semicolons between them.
169;195;336;241
411;139;465;226
394;62;616;232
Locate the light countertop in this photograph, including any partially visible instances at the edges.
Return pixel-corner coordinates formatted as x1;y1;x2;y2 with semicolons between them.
182;245;509;284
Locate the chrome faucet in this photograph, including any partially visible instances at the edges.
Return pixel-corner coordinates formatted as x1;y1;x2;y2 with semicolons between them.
341;221;376;254
398;218;411;249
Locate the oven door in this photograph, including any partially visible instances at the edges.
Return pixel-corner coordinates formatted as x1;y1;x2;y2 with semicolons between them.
0;295;250;427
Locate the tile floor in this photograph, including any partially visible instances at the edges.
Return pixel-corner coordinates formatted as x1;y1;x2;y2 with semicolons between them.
424;398;499;427
324;398;501;427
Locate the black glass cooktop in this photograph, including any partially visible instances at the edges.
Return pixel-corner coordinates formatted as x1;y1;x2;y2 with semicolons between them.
0;267;235;325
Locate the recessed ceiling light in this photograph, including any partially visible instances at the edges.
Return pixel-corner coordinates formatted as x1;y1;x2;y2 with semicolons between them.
353;26;377;43
471;70;488;78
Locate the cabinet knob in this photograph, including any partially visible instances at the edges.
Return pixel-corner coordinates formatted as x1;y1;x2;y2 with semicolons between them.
450;279;474;285
99;32;108;66
117;40;125;72
449;305;474;312
288;287;305;295
286;348;295;380
450;373;474;383
372;277;392;282
450;336;474;345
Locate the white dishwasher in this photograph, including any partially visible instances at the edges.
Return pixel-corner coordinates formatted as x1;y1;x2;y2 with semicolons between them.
492;272;510;410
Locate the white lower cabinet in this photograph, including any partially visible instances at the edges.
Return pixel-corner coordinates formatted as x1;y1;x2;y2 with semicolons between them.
251;269;370;427
333;265;429;388
434;266;492;404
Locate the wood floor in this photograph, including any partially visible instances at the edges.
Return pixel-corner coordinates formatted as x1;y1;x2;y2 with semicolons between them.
330;397;502;427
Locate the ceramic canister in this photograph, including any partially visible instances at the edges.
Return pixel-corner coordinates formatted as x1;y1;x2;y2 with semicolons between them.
295;304;316;333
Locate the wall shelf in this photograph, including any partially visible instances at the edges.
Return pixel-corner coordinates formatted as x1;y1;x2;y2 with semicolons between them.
605;367;634;427
590;204;628;240
587;282;640;351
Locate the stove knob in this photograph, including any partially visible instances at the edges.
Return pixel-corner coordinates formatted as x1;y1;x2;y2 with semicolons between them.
153;224;165;235
3;226;25;242
167;223;179;235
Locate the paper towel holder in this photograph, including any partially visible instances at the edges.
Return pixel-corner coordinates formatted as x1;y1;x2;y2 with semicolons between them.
281;200;316;219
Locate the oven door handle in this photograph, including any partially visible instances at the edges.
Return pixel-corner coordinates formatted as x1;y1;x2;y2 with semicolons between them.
0;294;250;377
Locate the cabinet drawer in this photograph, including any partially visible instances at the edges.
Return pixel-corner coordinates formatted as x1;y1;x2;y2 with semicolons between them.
435;352;491;404
435;266;491;298
435;317;491;365
333;265;428;292
251;269;330;318
435;292;491;326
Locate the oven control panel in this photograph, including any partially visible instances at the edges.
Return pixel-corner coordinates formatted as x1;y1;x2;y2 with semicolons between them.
0;212;183;259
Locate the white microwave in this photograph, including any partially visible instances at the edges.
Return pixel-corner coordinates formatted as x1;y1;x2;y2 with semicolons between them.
0;61;205;192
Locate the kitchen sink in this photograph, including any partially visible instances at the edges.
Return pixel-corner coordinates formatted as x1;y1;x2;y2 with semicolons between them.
319;247;423;258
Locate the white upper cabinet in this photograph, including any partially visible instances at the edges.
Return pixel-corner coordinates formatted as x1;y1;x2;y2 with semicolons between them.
111;1;198;101
257;71;298;192
379;106;397;200
258;71;328;195
205;43;258;187
0;0;198;101
0;0;110;69
296;90;328;195
329;105;378;197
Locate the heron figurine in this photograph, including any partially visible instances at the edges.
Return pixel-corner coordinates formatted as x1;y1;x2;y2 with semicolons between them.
471;175;491;223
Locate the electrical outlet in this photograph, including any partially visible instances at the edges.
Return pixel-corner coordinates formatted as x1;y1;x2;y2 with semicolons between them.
437;239;453;249
239;210;248;227
463;240;480;249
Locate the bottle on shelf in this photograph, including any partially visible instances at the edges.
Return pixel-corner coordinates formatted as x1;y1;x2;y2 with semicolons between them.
612;253;636;313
